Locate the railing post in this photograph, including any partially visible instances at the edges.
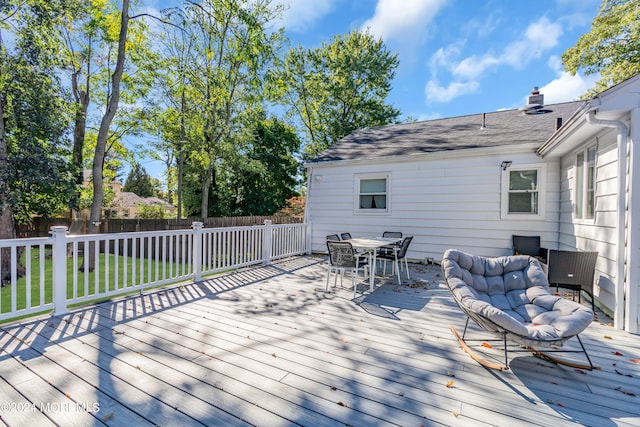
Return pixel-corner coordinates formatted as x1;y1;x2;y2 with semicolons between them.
305;220;312;255
263;220;272;265
192;221;203;282
51;226;69;316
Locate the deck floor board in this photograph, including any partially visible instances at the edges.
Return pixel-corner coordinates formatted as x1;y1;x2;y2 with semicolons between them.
1;256;639;426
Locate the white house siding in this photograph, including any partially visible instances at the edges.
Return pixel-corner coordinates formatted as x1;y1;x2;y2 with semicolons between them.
629;108;640;333
306;146;560;263
557;127;619;316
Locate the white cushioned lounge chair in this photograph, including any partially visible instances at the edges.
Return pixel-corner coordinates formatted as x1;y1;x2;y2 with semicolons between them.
442;249;595;371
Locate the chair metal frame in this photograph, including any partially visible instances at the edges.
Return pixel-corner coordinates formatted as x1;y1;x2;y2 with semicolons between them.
451;310;594;371
377;236;413;284
326;241;368;298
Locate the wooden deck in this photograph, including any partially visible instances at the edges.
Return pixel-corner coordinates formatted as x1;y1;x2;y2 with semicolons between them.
1;255;639;426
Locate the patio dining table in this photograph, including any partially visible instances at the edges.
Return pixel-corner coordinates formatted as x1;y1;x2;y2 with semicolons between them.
343;236;402;291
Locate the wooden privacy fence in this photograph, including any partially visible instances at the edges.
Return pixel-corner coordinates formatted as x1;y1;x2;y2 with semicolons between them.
0;220;310;322
17;216;304;237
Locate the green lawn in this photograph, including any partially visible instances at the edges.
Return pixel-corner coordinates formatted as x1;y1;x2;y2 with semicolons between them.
0;249;187;322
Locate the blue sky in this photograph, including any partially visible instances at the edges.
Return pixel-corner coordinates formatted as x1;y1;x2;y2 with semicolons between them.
140;0;602;179
274;0;601;121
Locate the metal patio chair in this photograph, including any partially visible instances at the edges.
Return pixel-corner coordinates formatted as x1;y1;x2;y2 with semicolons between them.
340;232;352;240
377;236;413;285
326;241;369;298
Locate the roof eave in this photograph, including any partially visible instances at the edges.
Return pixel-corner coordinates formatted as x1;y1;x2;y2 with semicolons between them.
536;100;591;158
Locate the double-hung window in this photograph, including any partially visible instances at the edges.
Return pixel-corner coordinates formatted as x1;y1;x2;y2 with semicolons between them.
501;164;546;219
575;145;596;220
356;174;389;213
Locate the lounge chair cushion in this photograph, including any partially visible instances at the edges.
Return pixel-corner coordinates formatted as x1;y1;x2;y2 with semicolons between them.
443;249;594;347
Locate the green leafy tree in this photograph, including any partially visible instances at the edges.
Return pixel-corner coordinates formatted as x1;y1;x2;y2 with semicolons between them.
562;0;640;97
228;117;301;215
158;0;285;218
0;0;76;281
275;29;400;160
0;1;75;229
123;163;154;197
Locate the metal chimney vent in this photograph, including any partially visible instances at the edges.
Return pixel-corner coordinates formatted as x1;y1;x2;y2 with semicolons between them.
519;86;552;115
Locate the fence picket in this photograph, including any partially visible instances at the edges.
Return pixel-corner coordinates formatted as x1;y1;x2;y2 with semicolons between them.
0;221;308;322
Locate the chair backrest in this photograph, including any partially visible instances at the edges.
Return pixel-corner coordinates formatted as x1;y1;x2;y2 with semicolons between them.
340;232;352;240
512;235;541;257
326;234;341;242
382;231;402;239
395;236;413;259
442;249;549;307
327;241;357;268
547;250;598;293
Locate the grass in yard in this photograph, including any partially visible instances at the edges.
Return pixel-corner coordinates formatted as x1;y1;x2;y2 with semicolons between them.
0;249;186;322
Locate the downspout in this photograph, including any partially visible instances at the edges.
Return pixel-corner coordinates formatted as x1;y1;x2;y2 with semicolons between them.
586;109;628;330
303;166;313;254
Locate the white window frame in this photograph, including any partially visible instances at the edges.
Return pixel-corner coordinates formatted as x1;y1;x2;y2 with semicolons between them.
574;144;597;221
501;163;546;220
354;173;390;214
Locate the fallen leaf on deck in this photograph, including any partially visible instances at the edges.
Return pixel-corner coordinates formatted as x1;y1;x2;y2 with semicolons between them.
337;402;349;407
340;337;348;343
446;381;455;388
574;369;587;375
557;402;565;407
101;412;115;422
613;351;624;356
453;412;459;417
630;359;640;364
329;386;337;391
604;335;612;339
616;387;636;396
481;342;493;348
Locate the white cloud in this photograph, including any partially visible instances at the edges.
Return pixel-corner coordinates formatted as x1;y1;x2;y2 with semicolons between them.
425;80;479;103
361;0;449;43
536;55;599;103
275;0;337;33
453;17;563;80
452;54;500;80
501;17;563;67
429;44;463;77
425;16;566;104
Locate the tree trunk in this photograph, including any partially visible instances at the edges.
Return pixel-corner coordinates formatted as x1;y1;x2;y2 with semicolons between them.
71;70;90;193
0;86;19;284
69;71;90;235
178;86;185;219
200;165;213;219
86;0;130;270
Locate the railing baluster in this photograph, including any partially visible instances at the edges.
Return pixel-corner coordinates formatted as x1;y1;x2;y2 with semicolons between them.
0;221;308;321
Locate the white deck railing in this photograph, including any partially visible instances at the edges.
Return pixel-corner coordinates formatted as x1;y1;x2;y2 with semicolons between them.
0;220;309;322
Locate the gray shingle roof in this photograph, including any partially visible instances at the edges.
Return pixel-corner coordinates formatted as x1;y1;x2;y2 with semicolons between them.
309;100;585;163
